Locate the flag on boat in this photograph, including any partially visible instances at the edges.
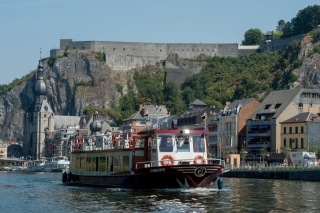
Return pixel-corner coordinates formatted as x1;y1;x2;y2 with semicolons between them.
201;133;205;139
201;112;207;120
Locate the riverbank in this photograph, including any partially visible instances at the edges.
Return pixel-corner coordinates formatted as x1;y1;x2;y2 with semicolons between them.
223;168;320;181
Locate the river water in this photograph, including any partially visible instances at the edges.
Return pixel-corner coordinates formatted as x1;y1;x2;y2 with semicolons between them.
1;171;319;213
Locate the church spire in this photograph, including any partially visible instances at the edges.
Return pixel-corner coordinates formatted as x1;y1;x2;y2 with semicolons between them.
34;49;47;111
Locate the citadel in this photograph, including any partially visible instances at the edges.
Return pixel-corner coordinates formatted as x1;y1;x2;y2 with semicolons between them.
50;34;305;71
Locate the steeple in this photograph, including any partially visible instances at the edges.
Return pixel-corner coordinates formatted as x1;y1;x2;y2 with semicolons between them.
34;49;47;111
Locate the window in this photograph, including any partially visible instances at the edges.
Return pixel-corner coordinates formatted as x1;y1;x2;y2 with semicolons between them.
275;103;281;109
284;127;286;134
99;157;105;171
301;138;304;149
299;103;303;108
295;126;298;133
284;138;286;147
159;135;174;152
86;157;92;171
301;126;304;133
176;137;190;152
192;135;205;152
295;138;298;149
289;127;292;134
265;104;271;109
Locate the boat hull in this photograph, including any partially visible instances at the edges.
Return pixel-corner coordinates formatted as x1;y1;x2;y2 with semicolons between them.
63;164;223;189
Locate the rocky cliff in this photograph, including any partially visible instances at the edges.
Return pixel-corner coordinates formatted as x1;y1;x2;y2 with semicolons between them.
0;50;201;143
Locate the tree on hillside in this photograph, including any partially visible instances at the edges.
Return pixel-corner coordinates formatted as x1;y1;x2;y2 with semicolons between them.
242;28;264;45
277;19;286;31
282;5;320;38
163;81;186;115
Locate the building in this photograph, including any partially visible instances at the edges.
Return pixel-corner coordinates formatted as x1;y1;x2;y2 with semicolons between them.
122;104;169;141
280;112;320;151
208;98;259;158
246;88;320;156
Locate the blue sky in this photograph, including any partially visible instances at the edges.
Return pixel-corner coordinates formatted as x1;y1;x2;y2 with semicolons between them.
0;0;319;85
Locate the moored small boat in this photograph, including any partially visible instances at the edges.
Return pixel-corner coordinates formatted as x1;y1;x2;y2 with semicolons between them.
44;156;70;172
62;129;224;189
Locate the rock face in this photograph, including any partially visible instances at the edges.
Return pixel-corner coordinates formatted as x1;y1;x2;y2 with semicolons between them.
0;51;202;143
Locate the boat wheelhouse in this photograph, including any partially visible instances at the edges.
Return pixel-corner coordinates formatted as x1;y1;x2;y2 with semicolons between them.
63;129;224;189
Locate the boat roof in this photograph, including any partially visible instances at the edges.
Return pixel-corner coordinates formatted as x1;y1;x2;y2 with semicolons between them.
138;129;209;135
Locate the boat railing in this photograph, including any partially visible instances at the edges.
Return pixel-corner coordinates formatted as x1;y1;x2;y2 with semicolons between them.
135;158;225;169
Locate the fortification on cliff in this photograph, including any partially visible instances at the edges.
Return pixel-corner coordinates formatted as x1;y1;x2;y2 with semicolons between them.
50;39;259;72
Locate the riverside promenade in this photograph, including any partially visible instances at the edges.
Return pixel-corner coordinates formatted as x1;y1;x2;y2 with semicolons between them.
223;166;320;181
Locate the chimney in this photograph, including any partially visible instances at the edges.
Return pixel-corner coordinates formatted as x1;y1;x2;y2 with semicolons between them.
226;102;231;106
312;117;318;122
139;104;143;109
167;111;171;116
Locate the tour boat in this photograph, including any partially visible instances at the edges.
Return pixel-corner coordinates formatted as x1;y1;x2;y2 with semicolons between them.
44;156;70;172
62;129;225;189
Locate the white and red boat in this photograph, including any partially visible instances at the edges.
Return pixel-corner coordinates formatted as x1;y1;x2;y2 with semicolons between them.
62;129;224;189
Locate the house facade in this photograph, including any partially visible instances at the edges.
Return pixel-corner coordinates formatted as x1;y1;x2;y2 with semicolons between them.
246;88;320;156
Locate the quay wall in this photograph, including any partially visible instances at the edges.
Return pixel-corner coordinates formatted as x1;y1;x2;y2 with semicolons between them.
223;169;320;181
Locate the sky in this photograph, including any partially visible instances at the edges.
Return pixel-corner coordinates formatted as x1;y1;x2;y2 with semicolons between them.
0;0;319;85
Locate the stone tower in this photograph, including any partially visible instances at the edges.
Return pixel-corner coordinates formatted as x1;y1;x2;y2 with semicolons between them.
23;60;54;159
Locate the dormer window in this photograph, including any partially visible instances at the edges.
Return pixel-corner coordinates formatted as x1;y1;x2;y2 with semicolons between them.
275;103;281;109
265;104;271;109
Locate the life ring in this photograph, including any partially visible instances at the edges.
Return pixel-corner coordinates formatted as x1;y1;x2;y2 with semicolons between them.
194;155;206;164
161;155;175;166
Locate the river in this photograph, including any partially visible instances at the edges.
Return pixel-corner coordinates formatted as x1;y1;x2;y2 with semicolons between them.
1;171;319;213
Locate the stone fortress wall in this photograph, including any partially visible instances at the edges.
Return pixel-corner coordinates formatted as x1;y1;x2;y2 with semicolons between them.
51;39;254;71
50;35;305;72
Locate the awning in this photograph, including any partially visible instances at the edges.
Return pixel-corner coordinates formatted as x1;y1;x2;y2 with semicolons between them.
259;125;270;129
250;125;260;129
246;136;256;140
247;147;265;151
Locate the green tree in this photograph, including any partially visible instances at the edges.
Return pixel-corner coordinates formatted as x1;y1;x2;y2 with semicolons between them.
277;19;286;31
308;138;319;154
260;148;269;168
282;145;291;161
242;28;264;45
240;146;247;164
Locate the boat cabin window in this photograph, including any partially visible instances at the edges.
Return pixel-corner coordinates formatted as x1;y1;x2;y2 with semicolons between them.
86;157;92;171
114;156;121;172
123;156;130;171
176;136;190;152
107;156;113;172
158;135;174;152
80;157;85;169
99;157;106;171
75;158;80;168
191;135;206;152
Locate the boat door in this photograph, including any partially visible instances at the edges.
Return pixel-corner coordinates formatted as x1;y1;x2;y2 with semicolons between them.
132;136;149;169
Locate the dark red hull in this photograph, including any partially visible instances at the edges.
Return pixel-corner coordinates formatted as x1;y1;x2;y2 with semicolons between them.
63;164;223;189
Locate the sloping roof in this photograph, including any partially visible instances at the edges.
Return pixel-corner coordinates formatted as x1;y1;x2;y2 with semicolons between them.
249;88;302;119
281;112;319;123
228;98;254;109
124;105;168;121
189;99;206;106
54;115;81;129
